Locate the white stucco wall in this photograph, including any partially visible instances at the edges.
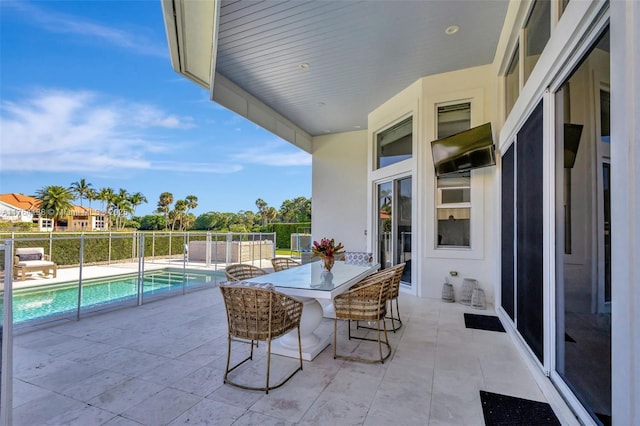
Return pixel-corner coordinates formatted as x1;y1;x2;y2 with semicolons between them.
364;65;498;302
0;201;32;223
311;130;368;253
420;65;499;303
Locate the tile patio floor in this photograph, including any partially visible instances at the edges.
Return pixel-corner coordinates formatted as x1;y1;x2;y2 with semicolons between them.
10;288;550;425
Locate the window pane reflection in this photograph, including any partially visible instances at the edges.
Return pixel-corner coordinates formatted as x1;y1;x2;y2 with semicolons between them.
376;117;412;169
505;45;519;116
555;27;611;424
524;0;550;83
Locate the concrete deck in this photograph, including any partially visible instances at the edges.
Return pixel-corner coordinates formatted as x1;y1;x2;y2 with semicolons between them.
8;286;553;425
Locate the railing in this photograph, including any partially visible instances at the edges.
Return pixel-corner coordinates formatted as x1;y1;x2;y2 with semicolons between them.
0;231;276;267
1;240;13;425
0;232;276;327
0;232;277;425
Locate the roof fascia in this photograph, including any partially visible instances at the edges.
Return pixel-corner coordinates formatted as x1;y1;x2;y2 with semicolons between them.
161;0;218;90
212;73;313;153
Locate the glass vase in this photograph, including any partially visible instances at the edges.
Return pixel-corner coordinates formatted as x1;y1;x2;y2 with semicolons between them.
322;255;335;271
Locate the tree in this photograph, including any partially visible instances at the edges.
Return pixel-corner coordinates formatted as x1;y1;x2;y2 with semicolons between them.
255;198;267;226
279;196;311;222
112;189;133;230
193;212;218;230
185;195;198;216
129;192;148;218
69;178;92;206
172;199;187;230
86;188;97;210
139;214;165;231
97;187;115;214
182;213;196;230
264;206;278;224
35;185;74;229
156;192;174;229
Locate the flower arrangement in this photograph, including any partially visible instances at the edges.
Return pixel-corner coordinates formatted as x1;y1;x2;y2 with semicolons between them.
311;237;345;271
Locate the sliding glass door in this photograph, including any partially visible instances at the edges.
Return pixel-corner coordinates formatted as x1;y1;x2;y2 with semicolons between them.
377;177;412;286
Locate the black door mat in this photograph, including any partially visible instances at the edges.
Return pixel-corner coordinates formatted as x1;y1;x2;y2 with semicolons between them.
480;390;561;425
464;313;505;332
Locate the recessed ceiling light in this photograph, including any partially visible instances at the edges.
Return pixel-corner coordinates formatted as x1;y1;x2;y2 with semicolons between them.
324;129;331;133
299;63;310;70
354;125;361;129
445;25;459;35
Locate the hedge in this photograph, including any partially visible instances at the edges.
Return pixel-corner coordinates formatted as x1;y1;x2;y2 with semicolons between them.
264;222;311;249
0;231;279;267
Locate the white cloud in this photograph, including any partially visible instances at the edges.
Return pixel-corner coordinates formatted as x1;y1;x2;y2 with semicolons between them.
0;89;311;174
153;161;243;174
231;141;312;167
4;1;167;57
0;89;232;173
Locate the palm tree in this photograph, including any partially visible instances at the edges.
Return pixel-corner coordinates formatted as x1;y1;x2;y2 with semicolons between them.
185;195;198;216
255;198;267;226
113;196;133;230
172;199;187;230
97;187;115;213
70;179;92;206
35;185;75;230
86;188;97;210
97;187;115;228
129;192;147;219
264;206;278;224
156;192;174;230
182;213;196;230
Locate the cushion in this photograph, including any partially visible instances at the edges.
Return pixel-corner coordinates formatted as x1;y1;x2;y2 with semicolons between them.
221;280;275;291
16;260;54;267
345;252;373;265
18;253;42;261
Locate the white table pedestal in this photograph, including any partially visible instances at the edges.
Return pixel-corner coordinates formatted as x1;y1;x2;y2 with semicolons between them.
271;297;329;361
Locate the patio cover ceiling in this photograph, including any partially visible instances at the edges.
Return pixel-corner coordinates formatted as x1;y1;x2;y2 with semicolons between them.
162;0;509;153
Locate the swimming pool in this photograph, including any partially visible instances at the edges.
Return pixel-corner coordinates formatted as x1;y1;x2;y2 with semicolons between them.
5;268;225;324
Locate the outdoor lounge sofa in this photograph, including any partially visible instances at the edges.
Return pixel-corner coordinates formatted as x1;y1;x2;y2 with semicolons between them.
13;247;57;280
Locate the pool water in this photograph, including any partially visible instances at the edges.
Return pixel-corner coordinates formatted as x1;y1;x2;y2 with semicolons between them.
5;269;224;324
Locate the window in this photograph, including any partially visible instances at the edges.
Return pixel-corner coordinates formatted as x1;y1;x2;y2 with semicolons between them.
524;0;551;83
505;45;520;116
436;102;471;248
95;216;106;229
437;173;471;247
376;116;412;169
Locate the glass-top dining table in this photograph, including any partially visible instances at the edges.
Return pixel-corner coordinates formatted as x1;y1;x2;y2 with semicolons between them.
250;260;380;360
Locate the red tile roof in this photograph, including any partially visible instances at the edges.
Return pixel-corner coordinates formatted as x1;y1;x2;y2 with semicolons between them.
0;193;105;215
0;193;41;211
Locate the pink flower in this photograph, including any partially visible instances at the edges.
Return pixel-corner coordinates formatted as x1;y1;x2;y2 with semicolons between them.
311;237;345;258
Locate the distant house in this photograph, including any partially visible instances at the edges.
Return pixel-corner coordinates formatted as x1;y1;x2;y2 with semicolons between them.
0;193;108;231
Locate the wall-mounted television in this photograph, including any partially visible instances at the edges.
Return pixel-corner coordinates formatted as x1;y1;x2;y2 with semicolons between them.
431;122;496;176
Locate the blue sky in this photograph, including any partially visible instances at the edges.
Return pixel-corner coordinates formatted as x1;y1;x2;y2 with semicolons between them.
0;0;311;217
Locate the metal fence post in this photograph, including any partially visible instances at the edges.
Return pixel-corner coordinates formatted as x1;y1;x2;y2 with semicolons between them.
214;233;219;270
206;232;211;267
225;233;232;265
1;240;14;426
182;233;187;295
108;231;112;265
137;233;145;306
76;233;85;321
131;230;136;261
